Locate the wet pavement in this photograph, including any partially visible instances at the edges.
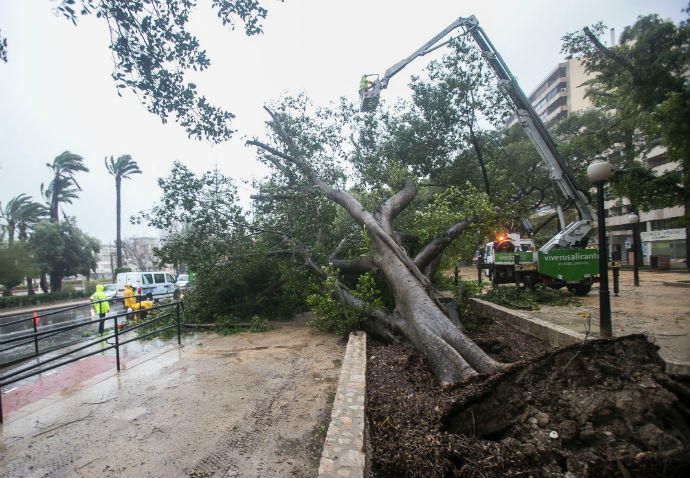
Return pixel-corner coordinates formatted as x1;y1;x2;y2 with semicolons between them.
0;302;127;365
1;336;173;416
460;267;690;364
0;315;342;478
1;299;181;419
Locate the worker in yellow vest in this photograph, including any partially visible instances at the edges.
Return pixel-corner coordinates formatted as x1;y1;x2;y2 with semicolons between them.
91;284;110;335
359;75;373;93
123;283;153;321
123;283;136;309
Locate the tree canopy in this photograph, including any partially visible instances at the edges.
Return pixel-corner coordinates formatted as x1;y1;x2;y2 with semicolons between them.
30;220;100;291
562;10;690;265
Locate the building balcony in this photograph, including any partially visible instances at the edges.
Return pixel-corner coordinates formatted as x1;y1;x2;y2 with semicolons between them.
534;87;567;116
541;105;568;124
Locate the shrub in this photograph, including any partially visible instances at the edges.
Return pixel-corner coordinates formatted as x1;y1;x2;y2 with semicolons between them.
249;315;270;332
454;279;485;318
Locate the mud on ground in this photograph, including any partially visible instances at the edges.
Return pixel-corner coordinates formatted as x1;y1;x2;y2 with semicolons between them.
0;314;343;478
367;316;690;477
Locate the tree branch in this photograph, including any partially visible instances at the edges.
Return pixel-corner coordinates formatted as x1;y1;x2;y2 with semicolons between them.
330;256;378;275
248;108;436;294
328;236;377;274
467;94;491;198
334;280;404;330
376;182;417;235
264;243;325;277
414;218;473;273
583;27;636;76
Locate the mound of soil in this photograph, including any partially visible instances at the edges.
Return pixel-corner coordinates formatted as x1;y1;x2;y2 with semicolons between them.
367;318;690;477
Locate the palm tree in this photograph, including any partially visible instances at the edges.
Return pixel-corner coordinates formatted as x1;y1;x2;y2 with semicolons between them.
16;200;48;241
105;155;142;269
37;151;87;292
43;151;89;222
0;193;32;246
16;200;48;295
1;195;47;295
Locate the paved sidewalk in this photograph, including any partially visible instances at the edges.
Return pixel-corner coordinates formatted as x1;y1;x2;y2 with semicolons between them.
1;316;343;478
461;268;690;364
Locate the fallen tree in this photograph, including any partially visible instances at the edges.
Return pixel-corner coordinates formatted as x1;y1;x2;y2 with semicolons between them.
248;106;506;386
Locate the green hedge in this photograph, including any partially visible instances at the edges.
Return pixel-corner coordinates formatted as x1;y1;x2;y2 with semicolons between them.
0;288;95;310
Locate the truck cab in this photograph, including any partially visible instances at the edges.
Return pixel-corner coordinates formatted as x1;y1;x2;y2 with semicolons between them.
483;233;536;266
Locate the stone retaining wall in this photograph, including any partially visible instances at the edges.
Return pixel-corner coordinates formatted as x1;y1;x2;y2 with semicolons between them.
469;297;690;376
318;331;367;478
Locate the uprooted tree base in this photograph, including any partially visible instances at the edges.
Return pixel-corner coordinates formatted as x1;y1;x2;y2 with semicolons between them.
368;318;690;477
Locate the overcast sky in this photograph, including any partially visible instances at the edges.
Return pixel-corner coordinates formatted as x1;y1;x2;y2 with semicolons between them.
1;0;687;243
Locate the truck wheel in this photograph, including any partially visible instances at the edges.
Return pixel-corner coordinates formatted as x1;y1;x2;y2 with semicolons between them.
568;283;592;296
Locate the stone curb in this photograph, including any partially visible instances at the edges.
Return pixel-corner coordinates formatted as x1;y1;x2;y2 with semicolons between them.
318;331;367;478
469;298;690;377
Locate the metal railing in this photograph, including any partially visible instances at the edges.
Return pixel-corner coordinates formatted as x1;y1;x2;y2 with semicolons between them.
0;298;183;423
0;291;180;363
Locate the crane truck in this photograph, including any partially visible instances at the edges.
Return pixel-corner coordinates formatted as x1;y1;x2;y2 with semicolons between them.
359;15;599;295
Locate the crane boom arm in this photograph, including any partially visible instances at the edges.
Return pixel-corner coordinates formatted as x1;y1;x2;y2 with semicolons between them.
365;15;595;250
459;16;594;224
378;17;469;88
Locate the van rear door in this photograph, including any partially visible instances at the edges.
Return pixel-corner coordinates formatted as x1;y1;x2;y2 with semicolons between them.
141;273;154;298
153;272;167;296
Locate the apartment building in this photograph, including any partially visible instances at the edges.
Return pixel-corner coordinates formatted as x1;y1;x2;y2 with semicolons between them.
507;58;591;126
521;60;686;267
604;145;686;267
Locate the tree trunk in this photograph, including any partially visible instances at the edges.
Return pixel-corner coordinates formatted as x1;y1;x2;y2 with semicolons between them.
468;123;491;198
49;273;62;293
682;157;690;272
369;234;504;386
50;190;59;222
7;224;15;247
116;177;123;269
40;272;49;293
683;191;690;271
27;277;35;295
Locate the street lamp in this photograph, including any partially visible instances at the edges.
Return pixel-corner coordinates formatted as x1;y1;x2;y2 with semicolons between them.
628;212;640;287
587;159;613;337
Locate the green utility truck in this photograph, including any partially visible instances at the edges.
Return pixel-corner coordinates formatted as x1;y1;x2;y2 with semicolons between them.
481;234;598;295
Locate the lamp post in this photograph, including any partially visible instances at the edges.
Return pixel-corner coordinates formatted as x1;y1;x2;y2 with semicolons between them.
628;212;640;287
587;160;613;338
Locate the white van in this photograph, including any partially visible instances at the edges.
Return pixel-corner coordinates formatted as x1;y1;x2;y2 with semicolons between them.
116;271;178;301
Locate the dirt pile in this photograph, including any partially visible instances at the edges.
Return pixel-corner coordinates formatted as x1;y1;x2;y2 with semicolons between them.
367;321;690;477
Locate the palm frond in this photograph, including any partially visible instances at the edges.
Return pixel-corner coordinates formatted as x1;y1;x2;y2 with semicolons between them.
105;154;142;179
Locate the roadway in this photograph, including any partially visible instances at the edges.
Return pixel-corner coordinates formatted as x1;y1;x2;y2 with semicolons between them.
0;301;126;366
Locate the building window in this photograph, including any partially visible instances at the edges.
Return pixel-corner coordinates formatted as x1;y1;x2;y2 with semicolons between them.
607;206;622;217
650;218;683;230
